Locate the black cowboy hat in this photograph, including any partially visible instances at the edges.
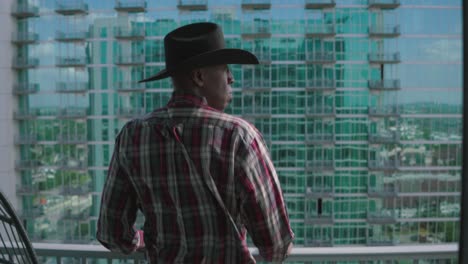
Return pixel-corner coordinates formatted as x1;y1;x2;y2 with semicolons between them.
139;22;259;83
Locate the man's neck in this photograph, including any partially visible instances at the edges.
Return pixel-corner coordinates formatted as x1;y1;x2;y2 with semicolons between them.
174;87;204;98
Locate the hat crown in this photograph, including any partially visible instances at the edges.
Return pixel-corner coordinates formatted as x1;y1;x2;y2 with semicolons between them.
164;22;225;71
138;22;258;83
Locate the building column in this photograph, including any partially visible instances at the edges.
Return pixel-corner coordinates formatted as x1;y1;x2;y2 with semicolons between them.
0;0;18;208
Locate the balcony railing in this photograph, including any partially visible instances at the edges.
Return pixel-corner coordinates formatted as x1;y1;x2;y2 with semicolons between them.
57;134;87;144
12;32;39;44
305;106;336;117
58;160;87;171
16;185;39;195
13;109;39;120
367;239;397;246
242;107;271;117
369;25;401;37
117;107;146;118
55;1;89;15
368;185;399;198
115;55;145;65
305;160;335;171
368;160;400;171
114;0;147;12
241;0;271;10
368;106;400;117
11;4;39;18
367;211;398;224
243;79;271;91
305;79;336;91
306;52;336;64
56;82;88;93
57;108;87;119
61;185;91;196
368;52;401;64
305;24;336;37
14;160;41;170
13;83;39;95
55;31;88;42
0;243;455;262
177;0;208;11
20;209;44;219
368;132;400;144
241;24;271;38
114;27;145;39
368;79;401;90
115;81;145;92
368;0;400;9
305;134;335;145
14;134;38;145
304;239;333;247
13;58;39;69
305;0;336;9
255;52;271;64
305;186;334;198
305;214;335;225
56;57;87;67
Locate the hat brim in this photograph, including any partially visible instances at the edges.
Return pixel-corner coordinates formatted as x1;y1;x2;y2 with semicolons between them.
139;49;259;83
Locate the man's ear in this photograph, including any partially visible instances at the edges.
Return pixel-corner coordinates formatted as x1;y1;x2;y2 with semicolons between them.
190;68;204;88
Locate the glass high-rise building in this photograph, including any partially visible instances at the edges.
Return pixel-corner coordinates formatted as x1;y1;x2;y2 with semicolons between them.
2;0;462;248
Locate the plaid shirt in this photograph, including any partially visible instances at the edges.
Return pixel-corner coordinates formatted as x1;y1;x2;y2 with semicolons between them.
97;93;294;263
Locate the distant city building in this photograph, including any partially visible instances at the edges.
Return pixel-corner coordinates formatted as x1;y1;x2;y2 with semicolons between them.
4;0;463;247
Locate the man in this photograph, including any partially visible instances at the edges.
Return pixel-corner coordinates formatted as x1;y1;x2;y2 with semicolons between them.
97;22;294;263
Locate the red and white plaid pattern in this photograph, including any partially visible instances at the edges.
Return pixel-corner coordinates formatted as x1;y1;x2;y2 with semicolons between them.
97;93;294;263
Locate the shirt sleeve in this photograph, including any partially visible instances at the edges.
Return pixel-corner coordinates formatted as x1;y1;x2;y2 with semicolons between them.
96;131;140;254
236;132;295;262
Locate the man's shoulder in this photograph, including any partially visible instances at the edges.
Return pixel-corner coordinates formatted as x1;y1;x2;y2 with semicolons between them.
117;108;167;133
202;109;260;139
118;107;260;140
